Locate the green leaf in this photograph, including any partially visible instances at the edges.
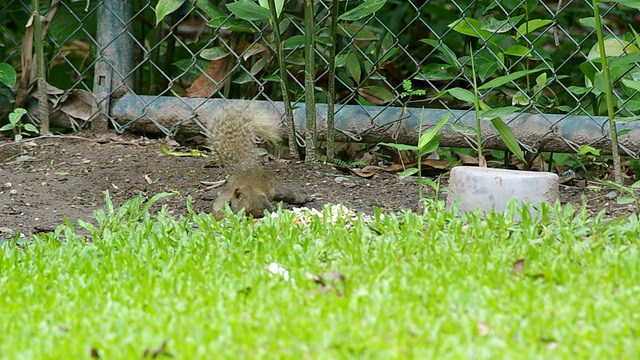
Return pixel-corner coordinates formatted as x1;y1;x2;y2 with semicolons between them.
588;38;639;60
622;78;640;91
361;86;395;102
194;0;227;18
420;39;459;68
512;91;530;106
283;35;305;49
48;2;98;42
200;47;229;61
207;17;256;33
534;73;547;94
346;52;361;83
606;0;640;9
227;0;270;21
579;62;597;82
448;123;478;136
379;142;418;151
567;86;592;95
477;62;499;82
504;45;531;57
419;135;443;156
578;145;600;156
232;72;255;84
0;123;14;132
617;195;636;205
480;106;520;120
418;114;450;150
379;47;399;64
478;68;545;90
609;51;640;67
258;0;285;18
515;19;552;39
339;0;387;21
491;117;525;163
448;18;491;40
397;168;419;178
481;14;524;33
594;73;606;93
335;53;348;67
0;63;17;88
12;108;26;116
142;192;176;214
263;74;281;82
9;111;22;124
23;123;39;134
338;23;379;41
578;17;596;29
419;67;457;81
448;88;476;104
155;0;186;25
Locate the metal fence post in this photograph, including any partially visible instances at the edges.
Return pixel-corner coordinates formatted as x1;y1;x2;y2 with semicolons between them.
92;0;135;131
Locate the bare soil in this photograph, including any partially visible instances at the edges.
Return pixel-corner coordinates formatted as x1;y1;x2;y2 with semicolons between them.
0;134;635;236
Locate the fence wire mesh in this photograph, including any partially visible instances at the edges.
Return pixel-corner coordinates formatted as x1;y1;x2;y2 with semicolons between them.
2;0;640;157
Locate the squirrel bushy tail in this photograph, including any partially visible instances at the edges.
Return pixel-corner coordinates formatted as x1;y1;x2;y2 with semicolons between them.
201;104;309;219
203;105;282;172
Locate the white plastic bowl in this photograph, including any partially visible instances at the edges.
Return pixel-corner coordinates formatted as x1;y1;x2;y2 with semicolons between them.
445;166;559;216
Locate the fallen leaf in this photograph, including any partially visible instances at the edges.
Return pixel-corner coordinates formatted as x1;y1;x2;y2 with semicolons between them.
143;339;172;359
357;88;392;105
52;89;97;121
459;154;479;165
305;271;347;297
187;56;230;98
512;259;525;277
477;322;490;336
350;167;382;178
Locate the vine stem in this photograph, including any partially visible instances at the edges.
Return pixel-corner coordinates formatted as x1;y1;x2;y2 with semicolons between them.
266;0;300;160
592;0;622;183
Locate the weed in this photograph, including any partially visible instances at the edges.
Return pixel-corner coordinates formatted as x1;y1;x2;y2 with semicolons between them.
0;108;39;142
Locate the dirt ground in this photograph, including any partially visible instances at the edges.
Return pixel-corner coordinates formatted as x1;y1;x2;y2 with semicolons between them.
0;134;636;237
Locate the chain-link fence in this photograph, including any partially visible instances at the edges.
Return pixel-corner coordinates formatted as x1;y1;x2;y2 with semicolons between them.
2;0;640;157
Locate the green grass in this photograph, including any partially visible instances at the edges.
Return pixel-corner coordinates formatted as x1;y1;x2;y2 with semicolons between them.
2;193;640;359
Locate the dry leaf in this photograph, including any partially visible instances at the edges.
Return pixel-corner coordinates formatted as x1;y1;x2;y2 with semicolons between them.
143;339;172;359
512;259;525;277
187;56;230;98
459;154;479;165
356;88;391;105
350;166;382;178
479;155;488;168
305;271;347;297
53;89;97;121
477;322;490;336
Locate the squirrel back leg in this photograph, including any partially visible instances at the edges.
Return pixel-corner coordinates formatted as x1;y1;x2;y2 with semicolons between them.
272;185;314;205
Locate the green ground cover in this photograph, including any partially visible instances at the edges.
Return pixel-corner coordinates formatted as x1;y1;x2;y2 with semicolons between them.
1;194;639;359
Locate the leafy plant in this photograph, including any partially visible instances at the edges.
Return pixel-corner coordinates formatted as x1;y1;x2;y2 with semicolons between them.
5;193;640;358
429;45;527;165
398;79;427;107
333;158;367;168
0;108;39;142
568;0;640;183
379;111;450;200
599;179;640;208
0;62;17;116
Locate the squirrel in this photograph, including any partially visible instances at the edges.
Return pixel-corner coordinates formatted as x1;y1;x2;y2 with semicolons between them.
202;105;311;219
